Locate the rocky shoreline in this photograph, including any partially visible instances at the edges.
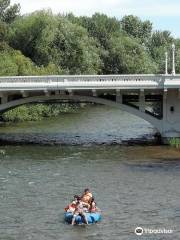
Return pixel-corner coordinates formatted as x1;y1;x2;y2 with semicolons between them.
0;133;161;146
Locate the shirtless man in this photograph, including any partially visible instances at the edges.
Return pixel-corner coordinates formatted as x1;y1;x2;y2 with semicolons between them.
81;188;93;204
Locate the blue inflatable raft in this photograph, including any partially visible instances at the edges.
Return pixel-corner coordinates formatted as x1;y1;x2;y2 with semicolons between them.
64;212;102;224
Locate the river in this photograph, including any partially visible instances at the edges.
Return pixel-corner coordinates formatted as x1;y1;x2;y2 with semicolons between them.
0;105;180;240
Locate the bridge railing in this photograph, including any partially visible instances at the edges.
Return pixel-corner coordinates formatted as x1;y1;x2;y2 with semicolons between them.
0;75;180;90
0;74;166;83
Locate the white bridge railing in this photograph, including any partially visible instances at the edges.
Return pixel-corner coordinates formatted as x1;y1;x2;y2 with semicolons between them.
0;74;180;90
0;74;165;82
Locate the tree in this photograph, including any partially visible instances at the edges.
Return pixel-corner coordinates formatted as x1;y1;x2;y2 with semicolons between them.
9;11;102;74
0;49;18;75
175;39;180;74
150;30;173;48
67;13;124;74
0;0;20;23
53;17;102;74
0;19;7;41
0;48;62;76
121;15;152;44
78;13;121;49
149;31;174;73
105;34;157;74
9;10;58;66
0;0;20;56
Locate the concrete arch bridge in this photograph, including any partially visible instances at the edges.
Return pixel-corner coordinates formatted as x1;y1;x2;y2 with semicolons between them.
0;74;180;142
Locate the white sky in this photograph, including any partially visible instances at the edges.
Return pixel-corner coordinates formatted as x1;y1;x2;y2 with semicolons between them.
11;0;180;37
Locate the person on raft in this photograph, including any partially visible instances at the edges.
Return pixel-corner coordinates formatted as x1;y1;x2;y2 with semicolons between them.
89;197;97;213
71;196;89;225
81;188;93;204
64;195;79;213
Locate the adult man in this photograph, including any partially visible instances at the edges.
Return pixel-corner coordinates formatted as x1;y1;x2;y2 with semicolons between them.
81;188;93;204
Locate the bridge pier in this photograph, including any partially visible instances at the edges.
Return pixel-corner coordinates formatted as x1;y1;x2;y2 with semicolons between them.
116;90;122;103
0;94;8;104
139;89;145;112
160;89;180;142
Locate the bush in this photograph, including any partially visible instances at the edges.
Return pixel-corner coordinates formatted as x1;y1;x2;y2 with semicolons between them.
168;138;180;149
2;103;80;122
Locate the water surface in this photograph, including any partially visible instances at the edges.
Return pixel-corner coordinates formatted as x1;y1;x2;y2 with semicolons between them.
0;105;155;145
0;106;179;240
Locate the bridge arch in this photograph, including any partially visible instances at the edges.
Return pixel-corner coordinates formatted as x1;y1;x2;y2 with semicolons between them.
0;94;162;132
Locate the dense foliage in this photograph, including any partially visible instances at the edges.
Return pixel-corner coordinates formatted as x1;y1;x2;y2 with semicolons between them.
0;0;179;76
2;103;80;122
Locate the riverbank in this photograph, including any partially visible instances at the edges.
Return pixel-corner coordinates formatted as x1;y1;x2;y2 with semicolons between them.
0;132;159;146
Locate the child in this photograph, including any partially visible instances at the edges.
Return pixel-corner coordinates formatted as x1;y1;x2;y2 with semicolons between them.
64;195;79;213
89;197;97;212
71;197;89;225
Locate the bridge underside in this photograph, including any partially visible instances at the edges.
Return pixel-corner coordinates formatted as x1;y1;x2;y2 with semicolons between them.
0;88;163;128
0;88;180;142
0;89;163;115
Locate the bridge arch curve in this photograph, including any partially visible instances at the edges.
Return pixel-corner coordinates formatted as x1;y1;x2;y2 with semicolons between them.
0;94;162;132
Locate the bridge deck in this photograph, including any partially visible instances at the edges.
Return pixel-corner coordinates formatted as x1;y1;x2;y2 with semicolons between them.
0;74;180;91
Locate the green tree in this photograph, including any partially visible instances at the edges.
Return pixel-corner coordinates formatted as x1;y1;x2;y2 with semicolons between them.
9;11;102;74
77;13;121;48
0;48;62;76
0;0;20;57
175;39;180;74
9;10;58;66
0;20;7;41
149;31;174;73
67;13;123;74
105;34;157;74
150;30;173;48
0;49;18;75
121;15;152;44
0;0;20;23
53;17;102;74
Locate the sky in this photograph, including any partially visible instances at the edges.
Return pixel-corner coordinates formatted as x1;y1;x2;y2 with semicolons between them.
11;0;180;38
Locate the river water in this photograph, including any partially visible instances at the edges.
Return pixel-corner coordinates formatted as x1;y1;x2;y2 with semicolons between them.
0;105;180;240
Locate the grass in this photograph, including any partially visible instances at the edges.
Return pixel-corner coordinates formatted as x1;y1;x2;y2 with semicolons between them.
168;138;180;149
